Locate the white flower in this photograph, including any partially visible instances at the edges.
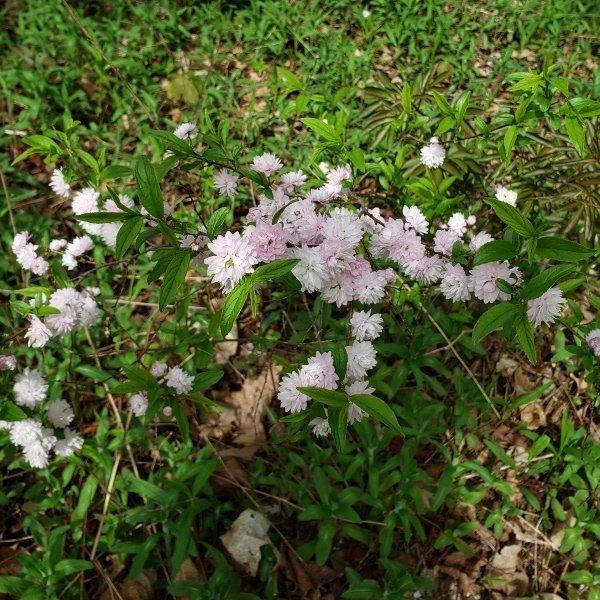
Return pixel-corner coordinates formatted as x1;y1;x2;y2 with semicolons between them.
291;246;328;293
527;287;565;327
402;206;428;235
49;168;71;198
362;9;371;18
348;403;366;424
309;417;331;437
447;212;467;236
166;367;194;394
350;310;383;341
10;419;56;468
173;122;197;140
433;229;460;256
47;399;74;428
214;169;238;198
25;315;53;348
13;368;48;409
54;428;83;457
45;288;84;335
440;264;470;301
130;392;148;417
49;239;68;252
346;341;377;381
420;137;445;168
495;184;517;206
250;153;283;177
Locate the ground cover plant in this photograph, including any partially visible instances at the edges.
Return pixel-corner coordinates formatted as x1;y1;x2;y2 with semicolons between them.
0;1;599;598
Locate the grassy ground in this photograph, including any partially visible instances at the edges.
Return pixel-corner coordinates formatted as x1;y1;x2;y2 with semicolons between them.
0;1;599;598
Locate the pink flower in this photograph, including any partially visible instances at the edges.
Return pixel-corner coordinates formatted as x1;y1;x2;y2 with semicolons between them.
166;367;194;394
250;153;283;177
214;169;238;198
440;264;470;301
469;261;521;303
280;170;307;192
0;355;17;371
433;229;460;256
585;329;600;357
346;341;377;381
247;222;288;262
402;206;428;235
350;310;383;341
150;362;167;377
25;315;53;348
130;392;148;417
527;287;565;327
205;231;258;292
469;231;493;252
309;417;330;437
321;208;363;246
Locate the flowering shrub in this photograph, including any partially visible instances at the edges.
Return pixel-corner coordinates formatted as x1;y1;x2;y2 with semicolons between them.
1;64;599;596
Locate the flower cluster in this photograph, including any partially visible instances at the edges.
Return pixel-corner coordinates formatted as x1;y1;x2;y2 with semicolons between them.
25;287;100;348
12;232;49;276
0;368;82;468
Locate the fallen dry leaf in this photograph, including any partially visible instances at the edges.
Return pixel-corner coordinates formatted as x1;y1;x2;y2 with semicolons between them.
220;509;274;577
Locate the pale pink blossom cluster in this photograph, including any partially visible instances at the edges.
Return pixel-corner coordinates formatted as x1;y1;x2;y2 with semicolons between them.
1;368;82;468
24;288;100;348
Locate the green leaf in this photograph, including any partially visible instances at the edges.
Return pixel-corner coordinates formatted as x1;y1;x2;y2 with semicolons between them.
561;570;594;585
473;240;519;266
435;116;455;135
76;211;129;224
535;237;595;262
349;394;402;434
455;91;470;123
220;278;252;336
134;156;164;219
301;117;343;144
115;216;144;259
206;207;231;239
0;402;27;422
348;148;366;173
171;509;194;579
503;125;518;160
251;258;299;283
315;518;336;566
297;387;349;407
472;303;519;344
193;370;224;391
328;405;348;452
565;117;585;156
515;313;537;364
276;66;303;92
99;165;131;182
401;82;412;114
432;91;453;116
487;199;535;238
14;286;52;297
0;577;31;594
151;130;194;155
54;559;94;576
521;264;573;300
159;251;190;311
